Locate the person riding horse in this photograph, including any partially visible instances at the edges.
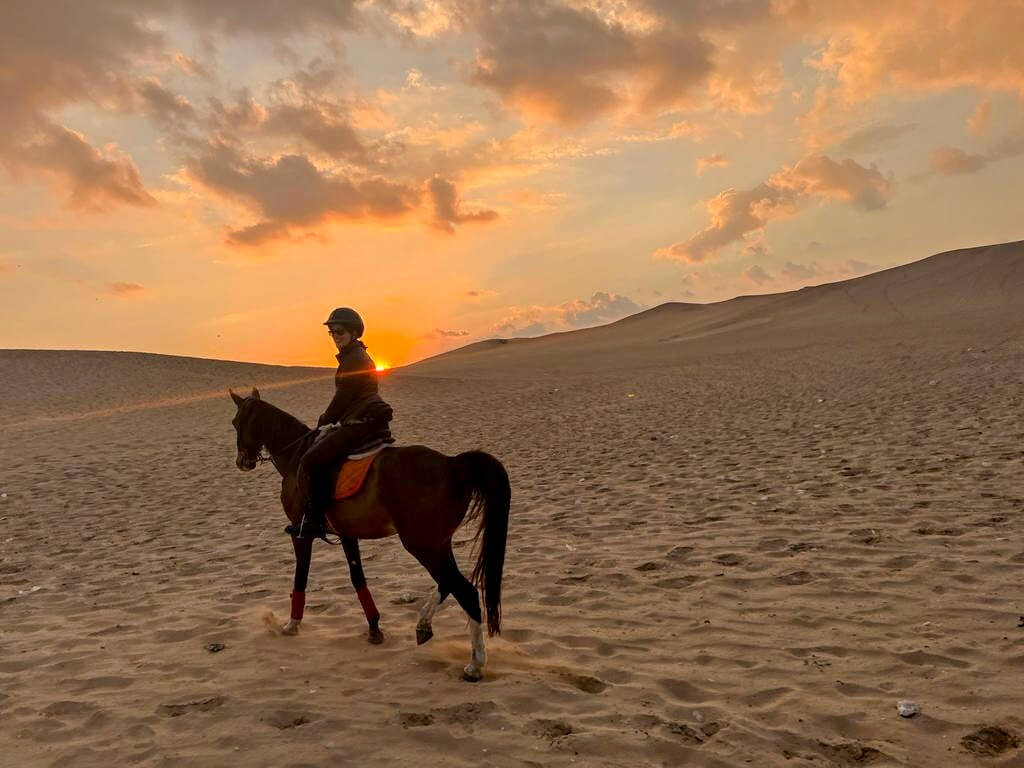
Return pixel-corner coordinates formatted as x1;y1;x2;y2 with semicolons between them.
285;307;394;541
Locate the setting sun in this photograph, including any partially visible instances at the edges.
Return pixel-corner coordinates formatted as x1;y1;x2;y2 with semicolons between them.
375;363;390;373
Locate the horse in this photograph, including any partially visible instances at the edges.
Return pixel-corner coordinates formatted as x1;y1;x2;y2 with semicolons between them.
228;387;510;681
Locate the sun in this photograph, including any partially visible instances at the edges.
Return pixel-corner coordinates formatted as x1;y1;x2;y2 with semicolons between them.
375;362;390;372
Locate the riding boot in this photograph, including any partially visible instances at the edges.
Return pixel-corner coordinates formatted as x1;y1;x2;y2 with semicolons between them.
292;470;331;540
284;470;325;539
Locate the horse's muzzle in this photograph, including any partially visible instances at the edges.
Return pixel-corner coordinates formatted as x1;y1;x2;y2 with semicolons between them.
236;452;257;471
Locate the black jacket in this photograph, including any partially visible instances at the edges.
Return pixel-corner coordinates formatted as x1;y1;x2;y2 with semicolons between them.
317;341;392;428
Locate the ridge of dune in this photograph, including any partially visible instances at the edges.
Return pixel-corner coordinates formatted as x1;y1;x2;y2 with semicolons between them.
406;239;1024;377
0;349;332;429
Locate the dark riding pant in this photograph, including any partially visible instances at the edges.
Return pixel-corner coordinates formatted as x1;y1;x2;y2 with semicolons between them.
297;420;391;526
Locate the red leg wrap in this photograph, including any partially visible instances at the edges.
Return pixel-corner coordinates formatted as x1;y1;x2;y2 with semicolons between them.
356;586;379;623
290;591;306;621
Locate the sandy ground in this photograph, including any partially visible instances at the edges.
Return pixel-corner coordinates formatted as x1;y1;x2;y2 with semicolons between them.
2;243;1024;767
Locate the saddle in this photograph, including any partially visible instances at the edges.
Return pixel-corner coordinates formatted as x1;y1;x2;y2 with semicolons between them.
333;439;390;500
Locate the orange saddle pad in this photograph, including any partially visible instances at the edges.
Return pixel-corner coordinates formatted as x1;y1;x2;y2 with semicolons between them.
334;454;379;500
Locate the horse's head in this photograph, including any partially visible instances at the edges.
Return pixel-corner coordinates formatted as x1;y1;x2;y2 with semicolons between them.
230;387;264;471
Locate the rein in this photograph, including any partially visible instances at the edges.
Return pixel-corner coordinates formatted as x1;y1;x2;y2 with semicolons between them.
256;427;319;472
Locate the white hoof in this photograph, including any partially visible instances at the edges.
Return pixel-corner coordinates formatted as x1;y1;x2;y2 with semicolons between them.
463;663;482;682
281;619;300;636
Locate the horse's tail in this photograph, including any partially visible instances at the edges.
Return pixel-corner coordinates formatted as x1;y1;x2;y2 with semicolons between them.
455;450;510;636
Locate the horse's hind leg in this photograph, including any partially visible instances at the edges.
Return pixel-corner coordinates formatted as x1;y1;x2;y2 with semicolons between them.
416;586;452;645
341;537;383;644
407;546;484;680
440;551;487;682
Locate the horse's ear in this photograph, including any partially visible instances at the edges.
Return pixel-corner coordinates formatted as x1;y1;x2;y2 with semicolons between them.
230;388;245;407
251;387;261;401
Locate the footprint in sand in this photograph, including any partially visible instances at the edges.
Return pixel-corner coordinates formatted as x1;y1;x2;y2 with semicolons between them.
713;553;745;566
399;712;434;728
816;740;888;765
157;696;225;717
667;546;694;560
262;711;313;730
961;726;1019;757
532;718;574;743
560;672;608;694
666;720;722;746
777;570;815;585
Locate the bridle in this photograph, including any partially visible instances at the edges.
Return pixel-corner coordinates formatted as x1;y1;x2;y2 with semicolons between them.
253;427;320;472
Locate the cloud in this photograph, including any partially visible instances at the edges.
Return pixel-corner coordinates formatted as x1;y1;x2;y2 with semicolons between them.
929;146;989;175
917;124;1024;180
428;176;499;233
263;103;367;161
837;258;874;275
167;0;365;37
654;154;892;263
0;2;161;209
744;264;772;285
782;261;817;280
136;79;197;131
11;124;156;211
779;257;873;285
837;123;917;153
106;281;145;296
492;290;644;337
558;291;642;327
463;0;715;125
430;328;471;337
186;141;420;245
968;99;992;137
696;153;729;172
492;306;550;337
799;2;1024;147
0;1;372;212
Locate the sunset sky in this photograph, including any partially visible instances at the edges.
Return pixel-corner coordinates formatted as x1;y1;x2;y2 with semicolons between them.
2;1;1023;367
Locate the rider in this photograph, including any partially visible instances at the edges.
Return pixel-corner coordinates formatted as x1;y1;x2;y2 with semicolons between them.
286;307;394;540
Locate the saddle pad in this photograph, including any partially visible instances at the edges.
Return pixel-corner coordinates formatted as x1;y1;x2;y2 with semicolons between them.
334;453;378;500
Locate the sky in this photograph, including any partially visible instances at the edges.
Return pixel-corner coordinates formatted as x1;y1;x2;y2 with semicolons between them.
2;0;1023;368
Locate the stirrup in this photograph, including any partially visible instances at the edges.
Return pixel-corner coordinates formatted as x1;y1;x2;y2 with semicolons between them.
291;516;327;541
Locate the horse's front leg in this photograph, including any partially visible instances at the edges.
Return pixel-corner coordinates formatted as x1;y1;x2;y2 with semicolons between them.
341;536;383;644
284;535;313;635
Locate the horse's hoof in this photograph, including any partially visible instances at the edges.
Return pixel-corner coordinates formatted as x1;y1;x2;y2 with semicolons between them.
462;664;482;682
367;627;385;645
281;620;300;636
416;626;434;645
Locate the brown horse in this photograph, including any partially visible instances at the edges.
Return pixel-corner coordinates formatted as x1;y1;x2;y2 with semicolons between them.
229;387;510;681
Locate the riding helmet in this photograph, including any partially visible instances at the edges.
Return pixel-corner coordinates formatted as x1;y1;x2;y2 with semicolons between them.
324;307;365;338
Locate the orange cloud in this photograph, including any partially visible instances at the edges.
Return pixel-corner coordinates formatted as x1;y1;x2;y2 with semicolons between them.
968;99;992;137
744;264;772;285
14;124;156;212
696;152;728;172
799;1;1024;147
465;0;714;125
930;146;988;175
655;154;892;263
492;291;644;336
428;176;499;234
106;281;145;297
185;142;421;245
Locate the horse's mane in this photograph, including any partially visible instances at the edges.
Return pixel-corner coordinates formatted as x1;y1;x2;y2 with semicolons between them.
253;398;311;439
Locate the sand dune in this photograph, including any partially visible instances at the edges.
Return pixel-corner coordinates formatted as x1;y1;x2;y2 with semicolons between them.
408;239;1024;377
2;241;1023;767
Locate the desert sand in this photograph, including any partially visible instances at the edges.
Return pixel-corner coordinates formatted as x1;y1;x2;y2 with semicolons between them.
2;241;1023;767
